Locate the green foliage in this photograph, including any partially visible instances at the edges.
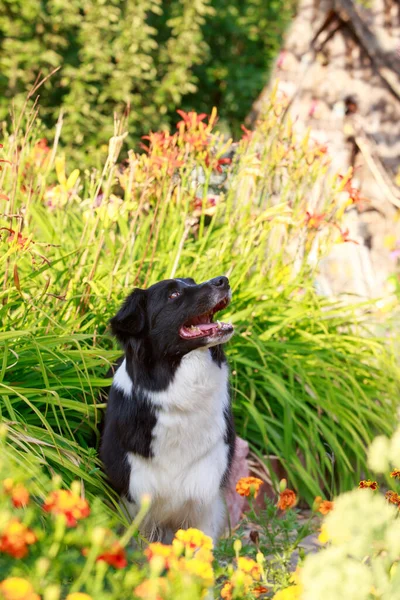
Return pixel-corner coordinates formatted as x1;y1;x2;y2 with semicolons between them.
0;0;293;160
184;0;295;136
1;94;399;508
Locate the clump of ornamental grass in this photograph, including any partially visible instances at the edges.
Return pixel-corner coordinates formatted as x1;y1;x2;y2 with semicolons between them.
1;88;400;506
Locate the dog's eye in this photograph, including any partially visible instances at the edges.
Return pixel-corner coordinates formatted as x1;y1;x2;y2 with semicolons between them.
169;291;181;299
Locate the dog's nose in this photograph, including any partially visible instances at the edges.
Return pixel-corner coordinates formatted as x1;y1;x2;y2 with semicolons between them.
209;276;229;288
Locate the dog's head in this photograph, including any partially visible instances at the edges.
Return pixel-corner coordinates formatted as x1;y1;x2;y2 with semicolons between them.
110;276;234;358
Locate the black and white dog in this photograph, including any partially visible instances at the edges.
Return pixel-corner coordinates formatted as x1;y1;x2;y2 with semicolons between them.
100;276;236;543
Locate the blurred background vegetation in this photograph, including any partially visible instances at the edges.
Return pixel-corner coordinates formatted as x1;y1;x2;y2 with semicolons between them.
0;0;294;162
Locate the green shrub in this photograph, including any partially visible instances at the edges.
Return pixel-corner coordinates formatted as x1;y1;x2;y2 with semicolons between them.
0;0;293;159
0;93;399;507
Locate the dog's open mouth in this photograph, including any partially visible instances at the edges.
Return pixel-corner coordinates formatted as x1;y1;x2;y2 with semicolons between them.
179;296;233;339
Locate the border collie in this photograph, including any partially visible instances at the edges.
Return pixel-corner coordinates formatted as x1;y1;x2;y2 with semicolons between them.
100;276;236;543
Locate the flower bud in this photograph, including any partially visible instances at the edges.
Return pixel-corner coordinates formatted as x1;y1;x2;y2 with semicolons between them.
36;557;50;577
44;584;60;600
233;539;242;555
279;478;287;492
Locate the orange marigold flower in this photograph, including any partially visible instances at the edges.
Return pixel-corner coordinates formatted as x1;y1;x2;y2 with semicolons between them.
237;557;262;581
277;489;297;511
42;489;90;527
390;469;400;479
174;528;213;552
65;594;93;600
0;520;37;559
385;490;400;506
0;577;40;600
359;480;379;490
318;500;334;515
97;542;127;569
236;477;264;498
221;582;233;600
3;480;30;509
134;578;168;600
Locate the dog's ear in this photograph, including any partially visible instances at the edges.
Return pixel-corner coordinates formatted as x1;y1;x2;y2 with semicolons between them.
110;289;147;347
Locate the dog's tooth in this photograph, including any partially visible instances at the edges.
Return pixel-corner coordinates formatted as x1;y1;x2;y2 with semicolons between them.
217;320;222;329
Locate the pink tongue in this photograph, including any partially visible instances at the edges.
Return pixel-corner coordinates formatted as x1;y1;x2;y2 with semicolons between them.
197;323;215;332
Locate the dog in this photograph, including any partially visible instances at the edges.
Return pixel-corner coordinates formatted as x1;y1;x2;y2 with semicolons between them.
100;276;236;543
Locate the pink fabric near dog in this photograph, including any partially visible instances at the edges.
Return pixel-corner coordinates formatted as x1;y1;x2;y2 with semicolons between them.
225;437;249;528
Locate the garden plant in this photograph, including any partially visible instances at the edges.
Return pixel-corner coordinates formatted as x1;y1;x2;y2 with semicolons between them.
1;85;400;598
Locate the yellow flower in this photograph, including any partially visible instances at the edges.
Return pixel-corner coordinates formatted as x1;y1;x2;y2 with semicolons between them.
272;584;302;600
0;578;40;600
318;525;330;544
358;480;379;490
390;469;400;479
173;528;213;551
65;595;93;600
181;557;214;586
237;557;262;581
134;579;168;600
235;477;264;498
145;542;176;568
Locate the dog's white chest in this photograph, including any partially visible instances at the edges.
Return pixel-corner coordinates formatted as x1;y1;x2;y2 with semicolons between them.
127;349;230;507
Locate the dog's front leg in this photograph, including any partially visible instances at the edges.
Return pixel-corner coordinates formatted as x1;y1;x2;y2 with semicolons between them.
194;492;227;544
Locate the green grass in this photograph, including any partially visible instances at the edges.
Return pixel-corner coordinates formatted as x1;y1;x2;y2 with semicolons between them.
1;95;399;509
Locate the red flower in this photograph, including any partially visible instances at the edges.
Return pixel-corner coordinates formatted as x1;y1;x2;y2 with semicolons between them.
241;125;253;142
305;211;326;229
176;110;207;130
43;489;90;527
3;479;30;508
0;520;37;559
359;480;379;490
204;154;232;173
97;542;127;569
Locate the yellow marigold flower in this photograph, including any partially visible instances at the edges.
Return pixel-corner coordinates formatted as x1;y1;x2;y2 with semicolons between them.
0;578;40;600
235;477;263;498
174;528;213;551
318;500;334;515
390;469;400;479
0;520;37;559
145;542;176;568
237;557;262;581
220;582;233;600
181;556;214;587
43;490;90;527
277;489;297;510
318;525;330;544
65;594;93;600
358;479;379;490
134;578;168;600
273;584;303;600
